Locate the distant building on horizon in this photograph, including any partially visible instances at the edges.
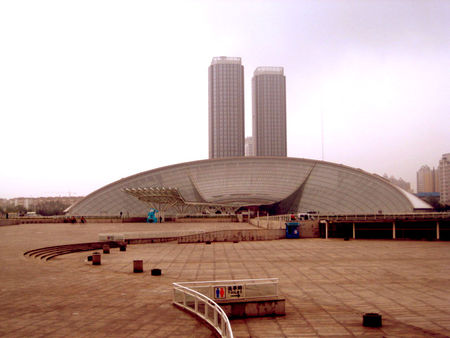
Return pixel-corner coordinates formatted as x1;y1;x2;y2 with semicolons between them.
438;153;450;205
0;196;84;212
252;67;287;157
208;56;245;158
383;174;413;193
417;165;439;193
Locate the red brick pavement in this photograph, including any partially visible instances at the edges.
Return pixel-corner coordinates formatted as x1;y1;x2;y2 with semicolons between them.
1;222;450;337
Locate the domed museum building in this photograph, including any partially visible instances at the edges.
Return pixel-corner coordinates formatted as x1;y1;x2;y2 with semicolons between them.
66;157;430;217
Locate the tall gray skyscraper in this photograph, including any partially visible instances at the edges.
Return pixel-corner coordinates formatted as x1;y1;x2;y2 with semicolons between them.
252;67;286;156
208;56;245;158
439;153;450;205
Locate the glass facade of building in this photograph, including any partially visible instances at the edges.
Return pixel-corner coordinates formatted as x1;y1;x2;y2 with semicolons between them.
252;67;286;157
208;57;245;158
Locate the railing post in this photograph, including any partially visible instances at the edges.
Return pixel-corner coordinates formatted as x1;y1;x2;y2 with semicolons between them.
392;221;396;240
353;223;356;239
214;308;218;326
437;221;440;241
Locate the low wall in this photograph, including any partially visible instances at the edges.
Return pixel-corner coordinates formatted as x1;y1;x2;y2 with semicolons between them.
250;218;320;238
0;219;20;226
299;220;320;238
0;218;61;226
1;216;124;225
217;297;285;318
249;218;285;229
175;216;238;223
177;229;285;243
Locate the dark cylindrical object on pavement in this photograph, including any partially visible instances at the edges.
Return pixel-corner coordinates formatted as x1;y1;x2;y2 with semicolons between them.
92;252;101;265
363;313;382;327
133;260;143;273
87;255;93;261
151;268;161;276
103;244;110;254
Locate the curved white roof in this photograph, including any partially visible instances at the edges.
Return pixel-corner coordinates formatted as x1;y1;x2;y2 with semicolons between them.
66;157;431;216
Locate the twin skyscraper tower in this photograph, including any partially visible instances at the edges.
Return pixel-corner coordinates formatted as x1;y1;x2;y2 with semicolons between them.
208;56;287;159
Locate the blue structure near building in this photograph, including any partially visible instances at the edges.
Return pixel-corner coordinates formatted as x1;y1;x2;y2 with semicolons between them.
146;208;159;223
416;192;440;198
285;222;300;239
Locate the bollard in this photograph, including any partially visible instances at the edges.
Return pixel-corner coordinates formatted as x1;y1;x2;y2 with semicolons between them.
119;244;127;252
133;260;143;273
363;313;382;327
103;244;110;254
92;252;101;265
151;268;161;276
87;255;93;261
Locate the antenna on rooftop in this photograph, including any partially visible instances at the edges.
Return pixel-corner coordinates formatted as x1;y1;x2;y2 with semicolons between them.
321;98;324;161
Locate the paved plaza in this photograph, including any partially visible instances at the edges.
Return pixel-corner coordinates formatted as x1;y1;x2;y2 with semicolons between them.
1;221;450;337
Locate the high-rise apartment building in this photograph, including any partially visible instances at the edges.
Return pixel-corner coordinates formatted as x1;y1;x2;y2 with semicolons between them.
433;168;440;193
438;153;450;205
208;56;245;158
417;165;437;193
252;67;286;157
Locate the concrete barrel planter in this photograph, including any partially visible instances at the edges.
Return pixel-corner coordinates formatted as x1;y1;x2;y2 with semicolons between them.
92;252;101;265
103;244;110;254
133;260;143;273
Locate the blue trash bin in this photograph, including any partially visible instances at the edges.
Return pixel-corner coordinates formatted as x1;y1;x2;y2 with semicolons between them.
286;222;300;239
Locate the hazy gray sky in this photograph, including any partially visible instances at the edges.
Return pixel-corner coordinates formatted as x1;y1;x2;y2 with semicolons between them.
1;0;449;198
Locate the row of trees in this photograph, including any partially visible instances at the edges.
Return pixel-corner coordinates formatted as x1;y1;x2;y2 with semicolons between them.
0;200;71;216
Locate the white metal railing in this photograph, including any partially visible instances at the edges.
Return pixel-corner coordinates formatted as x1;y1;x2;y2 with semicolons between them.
173;283;233;338
261;212;449;222
251;212;449;230
254;66;284;76
211;56;241;65
317;212;450;221
172;278;279;338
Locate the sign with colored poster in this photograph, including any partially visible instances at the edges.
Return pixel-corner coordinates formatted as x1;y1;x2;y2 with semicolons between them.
214;286;226;299
227;285;244;299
